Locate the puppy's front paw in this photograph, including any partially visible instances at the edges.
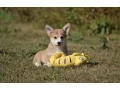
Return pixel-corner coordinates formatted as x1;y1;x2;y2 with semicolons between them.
35;63;41;67
44;62;50;67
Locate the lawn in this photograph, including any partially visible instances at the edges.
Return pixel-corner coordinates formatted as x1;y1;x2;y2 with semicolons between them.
0;23;120;83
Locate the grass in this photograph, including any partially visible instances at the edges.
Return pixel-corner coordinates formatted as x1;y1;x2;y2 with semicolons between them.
0;23;120;83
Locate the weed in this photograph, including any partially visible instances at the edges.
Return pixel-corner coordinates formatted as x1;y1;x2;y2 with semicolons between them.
0;9;13;24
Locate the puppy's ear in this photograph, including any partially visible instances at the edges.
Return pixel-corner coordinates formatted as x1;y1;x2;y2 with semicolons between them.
63;23;70;35
45;25;54;36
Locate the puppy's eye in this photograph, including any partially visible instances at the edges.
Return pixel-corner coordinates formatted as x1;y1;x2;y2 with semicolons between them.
54;37;57;39
61;36;64;39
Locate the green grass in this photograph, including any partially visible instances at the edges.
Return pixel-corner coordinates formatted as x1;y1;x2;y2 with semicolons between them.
0;24;120;83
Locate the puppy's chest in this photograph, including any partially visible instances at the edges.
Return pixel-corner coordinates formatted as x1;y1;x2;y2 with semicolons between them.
48;47;63;56
54;47;62;52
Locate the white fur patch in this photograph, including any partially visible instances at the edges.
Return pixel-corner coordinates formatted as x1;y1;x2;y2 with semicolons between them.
51;38;58;46
44;62;50;67
35;63;41;67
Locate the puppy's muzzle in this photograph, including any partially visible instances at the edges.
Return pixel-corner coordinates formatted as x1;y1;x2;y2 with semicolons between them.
57;42;61;46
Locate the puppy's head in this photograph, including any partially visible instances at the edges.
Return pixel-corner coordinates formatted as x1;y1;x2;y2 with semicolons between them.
45;23;70;46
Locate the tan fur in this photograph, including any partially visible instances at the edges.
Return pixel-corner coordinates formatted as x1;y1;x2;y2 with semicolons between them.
33;23;70;67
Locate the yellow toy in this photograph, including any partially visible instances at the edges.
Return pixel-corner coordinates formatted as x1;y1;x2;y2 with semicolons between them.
50;52;90;67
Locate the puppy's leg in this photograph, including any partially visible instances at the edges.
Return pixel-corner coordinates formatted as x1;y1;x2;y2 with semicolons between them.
43;62;50;67
33;58;41;67
35;62;41;67
33;53;42;67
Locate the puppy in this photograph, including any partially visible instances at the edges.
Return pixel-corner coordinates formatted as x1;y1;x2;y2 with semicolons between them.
33;23;70;67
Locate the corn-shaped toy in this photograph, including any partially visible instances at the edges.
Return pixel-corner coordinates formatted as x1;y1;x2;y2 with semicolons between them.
50;52;90;67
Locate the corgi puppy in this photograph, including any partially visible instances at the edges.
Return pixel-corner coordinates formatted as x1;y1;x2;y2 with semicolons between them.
33;23;70;67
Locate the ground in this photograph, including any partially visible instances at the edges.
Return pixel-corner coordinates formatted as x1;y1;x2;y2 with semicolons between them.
0;24;120;83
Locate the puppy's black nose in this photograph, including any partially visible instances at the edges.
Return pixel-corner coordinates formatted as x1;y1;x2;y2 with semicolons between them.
57;42;61;46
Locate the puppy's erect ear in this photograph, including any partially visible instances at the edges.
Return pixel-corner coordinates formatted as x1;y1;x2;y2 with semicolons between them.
62;23;70;35
45;25;54;36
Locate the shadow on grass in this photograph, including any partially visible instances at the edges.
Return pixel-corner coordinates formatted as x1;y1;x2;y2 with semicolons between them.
85;62;100;67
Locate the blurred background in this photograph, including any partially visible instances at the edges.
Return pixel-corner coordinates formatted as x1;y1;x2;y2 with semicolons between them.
0;7;120;35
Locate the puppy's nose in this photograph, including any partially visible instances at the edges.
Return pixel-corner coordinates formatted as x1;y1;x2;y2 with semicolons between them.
57;42;61;46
